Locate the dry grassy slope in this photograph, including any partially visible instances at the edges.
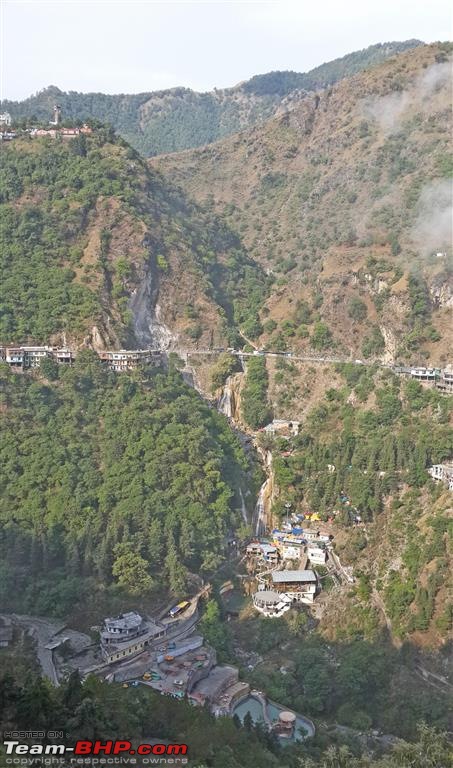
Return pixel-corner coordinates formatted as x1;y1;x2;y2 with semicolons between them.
155;43;453;364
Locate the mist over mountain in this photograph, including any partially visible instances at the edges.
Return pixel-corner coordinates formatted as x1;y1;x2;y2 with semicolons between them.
157;42;453;364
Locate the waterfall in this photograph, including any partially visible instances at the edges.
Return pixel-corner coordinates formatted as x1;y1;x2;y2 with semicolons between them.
253;477;271;537
238;488;248;525
252;449;274;537
218;378;233;418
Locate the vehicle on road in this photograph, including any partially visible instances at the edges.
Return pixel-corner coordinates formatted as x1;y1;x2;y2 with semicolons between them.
169;600;190;618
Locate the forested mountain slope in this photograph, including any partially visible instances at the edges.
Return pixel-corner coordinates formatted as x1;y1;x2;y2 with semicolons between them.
1;41;421;156
0;355;250;616
157;42;453;364
0;129;267;349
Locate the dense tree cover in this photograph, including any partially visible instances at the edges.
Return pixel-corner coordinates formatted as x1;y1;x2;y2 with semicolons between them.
298;724;453;768
0;661;450;768
243;41;421;95
241;357;273;429
1;42;421;157
0;670;284;768
273;370;453;522
269;367;453;642
210;353;242;392
0;133;268;344
0;355;250;615
243;623;450;740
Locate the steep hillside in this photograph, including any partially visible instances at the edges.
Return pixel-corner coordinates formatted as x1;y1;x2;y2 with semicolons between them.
156;42;453;364
0;129;267;350
1;41;421;156
0;356;251;616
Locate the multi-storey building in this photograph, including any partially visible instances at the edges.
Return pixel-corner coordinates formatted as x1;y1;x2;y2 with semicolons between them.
271;570;318;603
98;349;160;371
100;611;167;664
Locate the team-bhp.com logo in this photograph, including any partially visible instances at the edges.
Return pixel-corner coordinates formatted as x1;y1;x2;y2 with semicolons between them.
3;738;188;763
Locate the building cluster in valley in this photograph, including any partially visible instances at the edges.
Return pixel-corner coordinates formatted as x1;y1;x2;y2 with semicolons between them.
246;522;336;617
100;608;250;716
0;345;162;372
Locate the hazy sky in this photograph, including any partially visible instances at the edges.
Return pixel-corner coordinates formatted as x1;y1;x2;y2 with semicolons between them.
2;0;452;100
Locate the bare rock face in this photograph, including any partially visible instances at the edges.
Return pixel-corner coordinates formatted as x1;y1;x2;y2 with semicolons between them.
380;326;398;364
430;276;453;308
129;266;176;350
87;325;111;351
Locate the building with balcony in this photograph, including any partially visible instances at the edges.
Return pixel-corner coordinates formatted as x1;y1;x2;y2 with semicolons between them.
100;611;167;664
428;462;453;492
98;349;161;371
22;346;53;368
271;570;318;603
436;365;453;394
410;367;440;381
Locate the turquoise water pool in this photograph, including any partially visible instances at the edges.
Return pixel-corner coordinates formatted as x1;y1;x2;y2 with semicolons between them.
233;694;315;742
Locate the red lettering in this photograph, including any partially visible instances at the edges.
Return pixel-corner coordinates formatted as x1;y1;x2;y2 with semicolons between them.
93;742;113;755
74;741;92;755
152;744;166;755
137;744;152;755
167;744;188;755
113;741;132;754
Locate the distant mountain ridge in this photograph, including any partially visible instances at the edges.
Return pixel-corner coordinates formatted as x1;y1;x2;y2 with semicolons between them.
2;40;422;156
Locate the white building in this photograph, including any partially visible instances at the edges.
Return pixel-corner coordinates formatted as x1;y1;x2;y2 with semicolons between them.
410;367;439;381
307;545;327;565
303;530;320;541
0;112;12;127
263;419;300;436
4;348;24;366
271;570;318;604
428;462;453;492
22;346;53;368
253;590;291;617
280;541;305;560
99;349;160;371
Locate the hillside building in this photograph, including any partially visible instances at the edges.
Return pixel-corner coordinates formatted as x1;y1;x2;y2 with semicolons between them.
279;540;306;560
4;348;24;366
307;544;327;565
22;346;53;368
271;570;318;603
100;611;167;664
410;367;440;381
428;462;453;491
263;419;300;437
54;348;73;364
253;590;291;617
98;349;160;371
0;112;12;127
302;530;320;541
436;365;453;394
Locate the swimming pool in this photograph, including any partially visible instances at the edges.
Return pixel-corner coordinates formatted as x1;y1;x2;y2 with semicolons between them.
232;693;315;742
